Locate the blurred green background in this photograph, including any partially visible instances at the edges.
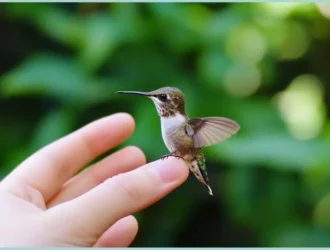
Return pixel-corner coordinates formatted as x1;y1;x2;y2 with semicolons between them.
1;2;330;247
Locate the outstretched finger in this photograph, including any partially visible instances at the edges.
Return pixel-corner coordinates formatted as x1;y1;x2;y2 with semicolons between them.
46;158;189;245
1;113;135;202
47;146;146;207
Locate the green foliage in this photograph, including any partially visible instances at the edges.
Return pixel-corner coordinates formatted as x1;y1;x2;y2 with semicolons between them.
1;2;330;247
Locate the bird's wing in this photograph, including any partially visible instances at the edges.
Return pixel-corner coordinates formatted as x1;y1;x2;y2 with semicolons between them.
185;117;240;148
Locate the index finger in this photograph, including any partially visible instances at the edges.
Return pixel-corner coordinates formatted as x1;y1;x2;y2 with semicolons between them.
1;113;135;202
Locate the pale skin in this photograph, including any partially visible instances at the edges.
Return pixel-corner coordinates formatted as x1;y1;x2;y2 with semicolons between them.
0;113;189;247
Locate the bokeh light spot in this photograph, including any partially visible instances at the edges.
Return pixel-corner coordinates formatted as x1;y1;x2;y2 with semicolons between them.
224;64;261;97
275;74;325;140
278;21;309;60
225;24;266;65
314;194;330;227
260;3;316;18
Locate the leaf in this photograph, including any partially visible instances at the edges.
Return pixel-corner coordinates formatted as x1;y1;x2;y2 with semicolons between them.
148;3;210;53
29;108;75;152
78;13;119;72
210;132;330;171
0;54;114;107
5;3;83;48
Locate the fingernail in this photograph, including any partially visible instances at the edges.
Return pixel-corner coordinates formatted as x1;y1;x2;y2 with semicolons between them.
154;159;186;183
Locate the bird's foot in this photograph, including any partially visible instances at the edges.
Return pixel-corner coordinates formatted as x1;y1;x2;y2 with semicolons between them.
160;153;183;160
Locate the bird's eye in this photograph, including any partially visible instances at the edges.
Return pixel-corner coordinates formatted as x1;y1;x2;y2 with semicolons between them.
158;94;168;101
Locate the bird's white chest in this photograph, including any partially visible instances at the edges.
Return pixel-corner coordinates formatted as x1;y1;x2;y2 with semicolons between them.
161;114;186;152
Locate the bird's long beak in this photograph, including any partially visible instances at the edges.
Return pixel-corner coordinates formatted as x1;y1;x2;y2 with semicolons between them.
116;91;151;97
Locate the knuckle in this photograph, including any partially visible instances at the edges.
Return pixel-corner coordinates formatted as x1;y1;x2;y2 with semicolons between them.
105;174;142;202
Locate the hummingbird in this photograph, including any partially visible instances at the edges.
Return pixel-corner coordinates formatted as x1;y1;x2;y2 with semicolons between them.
117;87;240;195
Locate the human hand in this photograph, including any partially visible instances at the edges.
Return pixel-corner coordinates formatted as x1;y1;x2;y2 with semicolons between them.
0;113;189;247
